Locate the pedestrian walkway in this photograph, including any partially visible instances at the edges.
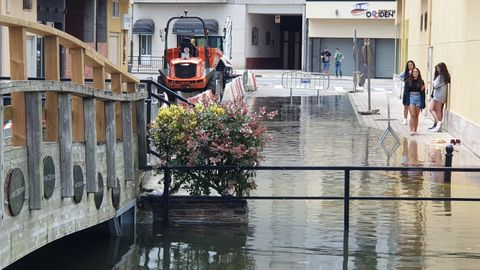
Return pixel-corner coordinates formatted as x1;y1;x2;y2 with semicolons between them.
348;89;480;166
248;69;480;166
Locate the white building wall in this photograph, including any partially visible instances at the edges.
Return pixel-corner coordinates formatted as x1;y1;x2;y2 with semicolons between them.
306;1;396;39
245;13;281;58
309;19;396;39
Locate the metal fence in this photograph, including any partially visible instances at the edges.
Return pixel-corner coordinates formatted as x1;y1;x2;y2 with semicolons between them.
142;155;480;227
129;56;164;73
281;71;331;98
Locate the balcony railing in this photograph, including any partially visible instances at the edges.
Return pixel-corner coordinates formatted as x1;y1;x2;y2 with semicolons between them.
128;56;164;74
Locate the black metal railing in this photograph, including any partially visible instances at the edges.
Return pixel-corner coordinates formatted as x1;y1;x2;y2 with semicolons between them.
140;79;193;158
140;144;478;228
147;163;480;227
128;56;164;73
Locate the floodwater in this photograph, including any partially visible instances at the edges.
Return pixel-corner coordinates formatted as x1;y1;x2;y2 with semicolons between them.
8;96;480;270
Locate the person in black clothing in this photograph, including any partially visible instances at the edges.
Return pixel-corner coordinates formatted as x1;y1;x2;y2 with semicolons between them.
321;47;332;74
180;37;195;58
406;67;425;135
399;60;416;125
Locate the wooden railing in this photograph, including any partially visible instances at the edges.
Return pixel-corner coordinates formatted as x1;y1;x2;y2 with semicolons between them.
0;15;146;214
0;15;139;145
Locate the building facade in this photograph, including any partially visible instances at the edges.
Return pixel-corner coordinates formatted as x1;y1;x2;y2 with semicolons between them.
131;0;397;77
306;0;397;78
131;0;306;73
0;0;133;78
398;0;480;155
107;0;132;72
0;0;38;77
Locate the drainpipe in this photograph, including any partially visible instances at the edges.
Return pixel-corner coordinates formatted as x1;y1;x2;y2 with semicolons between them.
0;30;3;76
129;3;134;72
400;0;406;66
427;0;432;47
94;0;98;51
302;5;308;72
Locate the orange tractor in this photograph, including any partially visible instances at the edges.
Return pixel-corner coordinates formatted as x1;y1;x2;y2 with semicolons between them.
158;13;233;102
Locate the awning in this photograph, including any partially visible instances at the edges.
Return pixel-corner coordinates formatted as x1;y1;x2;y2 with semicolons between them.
172;19;219;35
133;19;155;34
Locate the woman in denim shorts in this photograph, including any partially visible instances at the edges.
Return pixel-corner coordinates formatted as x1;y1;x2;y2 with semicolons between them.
406;68;426;135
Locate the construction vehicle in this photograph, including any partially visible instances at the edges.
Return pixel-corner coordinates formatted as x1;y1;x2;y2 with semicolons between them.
158;11;233;102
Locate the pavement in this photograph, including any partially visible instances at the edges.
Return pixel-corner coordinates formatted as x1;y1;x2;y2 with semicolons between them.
247;69;480;166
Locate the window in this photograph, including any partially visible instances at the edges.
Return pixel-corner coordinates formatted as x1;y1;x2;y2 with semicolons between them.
112;0;119;18
23;0;32;10
424;12;428;31
251;27;258;46
420;14;423;31
139;35;152;55
266;31;271;45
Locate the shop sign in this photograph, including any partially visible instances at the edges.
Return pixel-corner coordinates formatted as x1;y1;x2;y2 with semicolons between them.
351;2;396;19
366;9;396;18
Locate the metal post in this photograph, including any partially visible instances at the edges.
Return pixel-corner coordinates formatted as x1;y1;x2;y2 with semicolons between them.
343;168;351;269
353;29;357;92
146;82;152;124
365;38;371;111
344;170;350;228
163;166;171;226
444;145;454;183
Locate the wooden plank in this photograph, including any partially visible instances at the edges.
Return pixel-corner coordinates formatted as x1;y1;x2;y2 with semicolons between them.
105;101;117;188
45;36;60;142
9;26;27;146
127;83;137;134
84;98;98;193
0;99;3;220
136;100;147;169
59;93;73;197
0;81;148;101
0;15;139;83
70;47;85;142
93;67;106;143
26;92;43;209
111;73;123;140
122;102;134;181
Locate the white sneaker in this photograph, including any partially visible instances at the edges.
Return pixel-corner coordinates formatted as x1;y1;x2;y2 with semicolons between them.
433;121;442;132
402;119;408;125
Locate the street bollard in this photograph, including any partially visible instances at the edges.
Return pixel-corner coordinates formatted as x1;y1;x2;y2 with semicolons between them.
444;145;454;183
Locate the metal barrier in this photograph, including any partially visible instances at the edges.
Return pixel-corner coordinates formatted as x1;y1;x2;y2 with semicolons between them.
148;163;479;226
281;71;330;98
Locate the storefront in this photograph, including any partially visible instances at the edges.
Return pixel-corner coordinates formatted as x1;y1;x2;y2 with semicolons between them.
306;1;397;78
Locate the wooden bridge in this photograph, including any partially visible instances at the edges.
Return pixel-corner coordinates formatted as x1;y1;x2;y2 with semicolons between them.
0;15;148;268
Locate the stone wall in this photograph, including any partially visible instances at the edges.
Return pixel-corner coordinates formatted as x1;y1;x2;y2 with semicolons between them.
0;141;140;268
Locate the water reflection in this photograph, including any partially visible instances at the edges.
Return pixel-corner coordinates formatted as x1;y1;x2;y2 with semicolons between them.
136;225;255;269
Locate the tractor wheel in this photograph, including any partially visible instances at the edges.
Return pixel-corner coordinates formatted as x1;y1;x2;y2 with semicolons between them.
207;71;224;102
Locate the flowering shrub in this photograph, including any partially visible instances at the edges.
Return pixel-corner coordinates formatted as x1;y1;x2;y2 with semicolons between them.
150;97;276;196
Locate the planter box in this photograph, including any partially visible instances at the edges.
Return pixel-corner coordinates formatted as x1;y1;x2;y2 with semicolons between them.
137;195;248;225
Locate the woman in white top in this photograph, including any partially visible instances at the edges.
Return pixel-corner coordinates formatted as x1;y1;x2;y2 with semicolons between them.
429;62;451;132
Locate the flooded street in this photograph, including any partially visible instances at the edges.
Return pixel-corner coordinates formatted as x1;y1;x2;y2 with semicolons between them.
8;93;480;270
